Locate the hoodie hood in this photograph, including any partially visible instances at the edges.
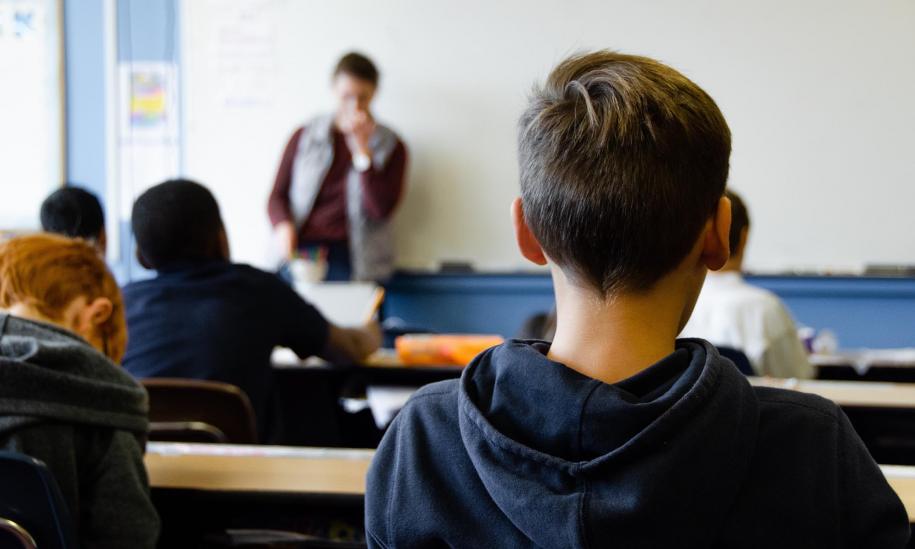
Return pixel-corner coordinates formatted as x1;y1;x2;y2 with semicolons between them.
457;339;759;548
0;313;148;436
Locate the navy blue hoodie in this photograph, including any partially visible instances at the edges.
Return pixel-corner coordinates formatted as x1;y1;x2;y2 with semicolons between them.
366;339;909;548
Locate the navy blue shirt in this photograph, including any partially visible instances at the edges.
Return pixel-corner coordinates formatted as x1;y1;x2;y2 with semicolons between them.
122;261;329;438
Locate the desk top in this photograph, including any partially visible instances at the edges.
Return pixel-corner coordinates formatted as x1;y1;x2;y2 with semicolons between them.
271;347;463;372
146;443;915;522
812;349;915;370
750;378;915;408
145;443;373;495
882;466;915;522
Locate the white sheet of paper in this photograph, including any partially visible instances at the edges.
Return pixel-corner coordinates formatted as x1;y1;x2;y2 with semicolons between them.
293;281;380;327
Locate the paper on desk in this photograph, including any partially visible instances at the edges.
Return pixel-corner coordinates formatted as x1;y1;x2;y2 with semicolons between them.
293;281;381;327
367;385;417;429
812;348;915;374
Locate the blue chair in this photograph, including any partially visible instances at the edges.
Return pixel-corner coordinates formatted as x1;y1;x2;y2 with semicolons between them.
0;451;75;548
717;346;755;376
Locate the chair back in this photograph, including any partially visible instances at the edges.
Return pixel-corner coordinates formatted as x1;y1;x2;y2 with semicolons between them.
142;378;258;444
0;452;75;549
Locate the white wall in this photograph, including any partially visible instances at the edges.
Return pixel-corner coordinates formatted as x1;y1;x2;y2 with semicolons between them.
0;0;62;230
181;0;915;273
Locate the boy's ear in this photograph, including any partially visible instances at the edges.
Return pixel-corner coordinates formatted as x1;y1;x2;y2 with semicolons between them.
217;225;231;261
82;297;113;328
135;247;153;270
702;195;731;271
511;197;547;266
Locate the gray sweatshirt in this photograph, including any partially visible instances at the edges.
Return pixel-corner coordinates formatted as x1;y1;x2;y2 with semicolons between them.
0;313;159;548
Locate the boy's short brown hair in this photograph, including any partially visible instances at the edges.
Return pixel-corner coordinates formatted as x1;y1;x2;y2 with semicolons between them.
518;50;731;295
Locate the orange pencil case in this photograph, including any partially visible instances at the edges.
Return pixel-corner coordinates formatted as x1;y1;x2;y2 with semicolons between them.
394;334;505;366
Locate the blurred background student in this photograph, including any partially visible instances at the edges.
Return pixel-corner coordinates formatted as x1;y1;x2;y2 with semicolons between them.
680;189;813;378
268;52;408;282
40;185;107;256
124;180;381;441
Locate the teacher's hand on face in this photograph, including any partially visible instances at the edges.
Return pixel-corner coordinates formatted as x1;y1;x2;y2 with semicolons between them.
342;109;376;157
275;220;298;259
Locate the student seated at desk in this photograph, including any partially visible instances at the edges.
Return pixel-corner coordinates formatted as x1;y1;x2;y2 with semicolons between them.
366;51;909;548
40;185;107;256
679;189;813;378
0;234;159;547
122;180;380;441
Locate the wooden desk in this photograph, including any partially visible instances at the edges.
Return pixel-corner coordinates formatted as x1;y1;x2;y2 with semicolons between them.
813;350;915;383
147;443;372;545
750;378;915;408
272;347;464;386
882;466;915;522
146;442;373;495
146;444;915;525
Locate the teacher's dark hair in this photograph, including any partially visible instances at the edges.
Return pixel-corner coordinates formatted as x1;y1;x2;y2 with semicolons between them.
334;52;379;86
131;179;226;270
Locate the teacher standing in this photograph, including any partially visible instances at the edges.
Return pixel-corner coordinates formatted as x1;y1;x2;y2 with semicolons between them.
268;52;408;282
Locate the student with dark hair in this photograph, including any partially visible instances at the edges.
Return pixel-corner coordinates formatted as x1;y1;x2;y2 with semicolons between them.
268;51;408;281
123;179;380;440
680;189;813;378
40;185;106;254
366;51;908;547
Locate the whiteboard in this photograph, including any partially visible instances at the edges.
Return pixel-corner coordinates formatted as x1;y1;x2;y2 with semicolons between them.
181;0;915;273
0;0;63;230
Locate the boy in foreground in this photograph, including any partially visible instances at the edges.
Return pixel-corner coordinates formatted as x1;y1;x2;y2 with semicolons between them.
366;51;908;547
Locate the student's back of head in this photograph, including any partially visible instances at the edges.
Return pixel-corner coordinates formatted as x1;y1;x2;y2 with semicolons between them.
132;179;228;270
40;186;106;254
517;50;731;296
0;233;126;362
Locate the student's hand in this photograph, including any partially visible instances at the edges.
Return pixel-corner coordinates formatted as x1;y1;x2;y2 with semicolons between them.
275;221;297;259
326;323;382;364
360;320;383;357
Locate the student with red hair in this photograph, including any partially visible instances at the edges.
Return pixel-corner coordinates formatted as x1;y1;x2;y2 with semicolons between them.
0;233;159;547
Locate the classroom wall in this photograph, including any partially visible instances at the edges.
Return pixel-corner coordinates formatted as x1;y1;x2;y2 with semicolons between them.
180;0;915;274
64;0;179;281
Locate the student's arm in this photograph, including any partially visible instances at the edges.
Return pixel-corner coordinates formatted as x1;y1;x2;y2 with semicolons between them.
273;274;380;364
759;301;815;379
836;410;910;548
360;140;408;221
82;431;160;549
760;328;814;379
320;322;382;364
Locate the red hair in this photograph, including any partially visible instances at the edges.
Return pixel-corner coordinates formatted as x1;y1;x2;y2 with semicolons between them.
0;233;126;362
